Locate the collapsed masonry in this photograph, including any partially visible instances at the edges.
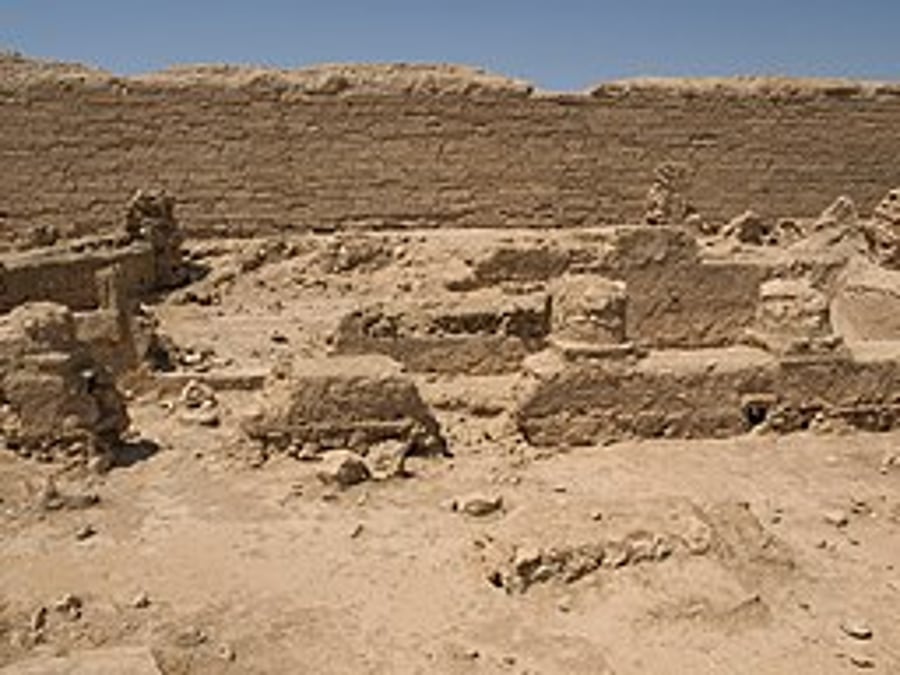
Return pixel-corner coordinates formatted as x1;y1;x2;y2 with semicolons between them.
0;190;185;466
329;187;900;445
0;302;128;468
0;189;185;370
5;181;900;461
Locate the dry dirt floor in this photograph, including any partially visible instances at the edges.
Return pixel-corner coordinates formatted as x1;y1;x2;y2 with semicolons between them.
1;234;899;674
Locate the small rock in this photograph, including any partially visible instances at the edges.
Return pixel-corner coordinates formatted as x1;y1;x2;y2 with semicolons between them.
849;499;871;515
175;625;208;649
53;593;83;620
132;592;151;609
316;450;371;488
295;442;321;461
824;509;849;528
849;654;876;669
75;524;96;541
217;643;237;662
454;494;503;517
841;619;874;641
365;439;410;480
30;606;47;632
603;540;631;568
179;379;217;409
349;523;364;539
180;408;221;427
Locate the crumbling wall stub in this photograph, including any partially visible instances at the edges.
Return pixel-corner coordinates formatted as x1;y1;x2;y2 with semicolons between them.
550;275;627;345
242;355;445;455
0;302;129;467
747;277;838;356
517;348;778;445
333;290;551;375
831;261;900;342
601;228;766;348
0;244;157;314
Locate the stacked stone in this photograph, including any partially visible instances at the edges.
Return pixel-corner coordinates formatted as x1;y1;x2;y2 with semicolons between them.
0;302;128;469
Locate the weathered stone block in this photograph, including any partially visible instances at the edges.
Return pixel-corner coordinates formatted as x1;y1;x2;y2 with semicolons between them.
551;275;626;345
0;302;128;465
751;278;832;353
333;289;550;374
243;355;444;454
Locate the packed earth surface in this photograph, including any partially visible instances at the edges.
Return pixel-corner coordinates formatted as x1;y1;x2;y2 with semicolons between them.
1;55;899;674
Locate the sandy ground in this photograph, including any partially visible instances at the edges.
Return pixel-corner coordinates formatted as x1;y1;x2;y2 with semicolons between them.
2;234;899;674
2;418;899;674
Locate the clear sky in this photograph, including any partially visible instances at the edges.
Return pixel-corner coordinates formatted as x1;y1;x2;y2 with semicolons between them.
0;0;897;91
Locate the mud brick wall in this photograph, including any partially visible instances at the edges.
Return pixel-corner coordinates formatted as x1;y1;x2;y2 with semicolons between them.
0;244;155;312
1;58;899;239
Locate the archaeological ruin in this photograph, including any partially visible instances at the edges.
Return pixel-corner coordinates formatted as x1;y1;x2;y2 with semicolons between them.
3;49;900;675
1;53;900;468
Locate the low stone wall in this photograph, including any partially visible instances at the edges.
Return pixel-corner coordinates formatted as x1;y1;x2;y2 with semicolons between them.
517;347;900;446
0;242;156;313
333;289;551;374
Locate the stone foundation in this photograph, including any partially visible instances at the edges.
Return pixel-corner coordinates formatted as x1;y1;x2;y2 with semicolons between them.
333;289;551;374
517;346;900;446
242;355;445;455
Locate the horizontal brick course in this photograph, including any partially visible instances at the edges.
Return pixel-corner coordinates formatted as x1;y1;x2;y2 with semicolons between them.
1;58;898;239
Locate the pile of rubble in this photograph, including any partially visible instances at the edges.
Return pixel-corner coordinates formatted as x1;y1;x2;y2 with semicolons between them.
0;302;128;469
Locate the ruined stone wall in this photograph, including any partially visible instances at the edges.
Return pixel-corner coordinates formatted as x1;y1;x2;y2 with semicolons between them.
0;244;156;313
1;57;899;238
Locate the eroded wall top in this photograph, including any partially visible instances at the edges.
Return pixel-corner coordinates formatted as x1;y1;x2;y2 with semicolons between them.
1;53;899;239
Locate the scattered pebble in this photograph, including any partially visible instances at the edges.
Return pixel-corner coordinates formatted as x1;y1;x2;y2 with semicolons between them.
217;643;237;662
350;523;364;539
175;625;208;649
53;593;83;620
295;442;321;462
365;439;410;481
316;450;371;488
75;524;96;541
841;619;874;641
850;499;871;515
823;509;849;528
849;654;876;669
30;607;47;632
454;494;503;518
132;592;151;609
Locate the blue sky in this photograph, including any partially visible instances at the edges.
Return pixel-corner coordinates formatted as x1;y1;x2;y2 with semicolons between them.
0;0;897;90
